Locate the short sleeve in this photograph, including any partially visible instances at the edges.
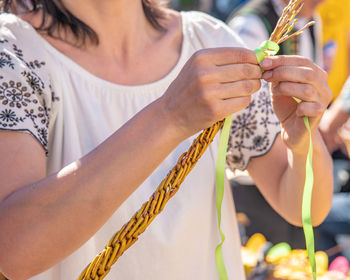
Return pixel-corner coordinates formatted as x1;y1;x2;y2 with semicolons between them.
0;15;56;153
226;81;281;171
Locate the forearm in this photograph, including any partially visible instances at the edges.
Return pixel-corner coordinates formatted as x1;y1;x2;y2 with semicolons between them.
279;130;333;226
0;98;185;279
325;99;350;131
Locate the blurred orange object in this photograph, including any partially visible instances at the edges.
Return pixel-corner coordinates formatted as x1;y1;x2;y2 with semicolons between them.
241;233;268;275
246;233;267;253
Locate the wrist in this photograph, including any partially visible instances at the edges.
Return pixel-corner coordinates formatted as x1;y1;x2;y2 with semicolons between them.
153;96;191;144
288;129;323;157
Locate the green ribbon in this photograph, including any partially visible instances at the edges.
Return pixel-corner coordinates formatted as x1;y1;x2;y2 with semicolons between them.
214;40;280;280
254;40;280;63
215;115;232;280
255;40;316;279
214;40;315;280
296;107;317;280
303;118;316;279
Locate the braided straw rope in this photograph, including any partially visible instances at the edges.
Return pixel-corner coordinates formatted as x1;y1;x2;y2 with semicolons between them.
78;121;224;279
78;1;312;279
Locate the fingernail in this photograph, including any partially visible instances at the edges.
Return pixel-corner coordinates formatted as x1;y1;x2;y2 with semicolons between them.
261;59;272;69
262;71;272;80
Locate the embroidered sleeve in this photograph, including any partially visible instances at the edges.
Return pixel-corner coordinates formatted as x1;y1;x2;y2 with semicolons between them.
0;38;54;153
226;81;281;171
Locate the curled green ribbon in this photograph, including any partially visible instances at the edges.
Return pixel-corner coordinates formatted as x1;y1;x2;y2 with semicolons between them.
256;40;316;279
295;103;316;280
254;40;280;63
215;40;316;280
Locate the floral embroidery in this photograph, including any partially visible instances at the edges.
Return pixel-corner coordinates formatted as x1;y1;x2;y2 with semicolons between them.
0;108;16;122
21;70;45;96
227;81;281;170
0;80;32;108
49;84;60;102
24;107;49;148
38;127;48;146
0;40;59;153
0;108;24;127
0;51;15;69
12;44;23;60
13;44;46;70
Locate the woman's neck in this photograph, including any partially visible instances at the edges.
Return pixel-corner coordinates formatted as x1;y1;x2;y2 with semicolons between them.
61;0;162;61
20;2;183;85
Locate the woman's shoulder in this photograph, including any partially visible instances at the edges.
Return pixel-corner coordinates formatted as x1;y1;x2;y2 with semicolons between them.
0;13;47;67
181;11;246;49
0;12;24;28
0;13;39;43
0;13;50;71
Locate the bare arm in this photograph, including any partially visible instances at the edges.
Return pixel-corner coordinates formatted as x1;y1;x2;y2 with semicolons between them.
248;134;332;226
0;98;185;279
247;55;333;227
320;97;350;153
0;48;262;279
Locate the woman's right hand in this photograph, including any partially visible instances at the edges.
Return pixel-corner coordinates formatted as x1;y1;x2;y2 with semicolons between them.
160;47;262;137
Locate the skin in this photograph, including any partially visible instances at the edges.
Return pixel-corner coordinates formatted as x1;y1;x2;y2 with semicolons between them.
0;0;333;279
320;97;350;154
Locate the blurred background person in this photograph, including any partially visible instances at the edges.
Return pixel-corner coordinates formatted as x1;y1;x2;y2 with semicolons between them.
319;76;350;262
211;0;249;20
170;0;248;20
317;0;350;262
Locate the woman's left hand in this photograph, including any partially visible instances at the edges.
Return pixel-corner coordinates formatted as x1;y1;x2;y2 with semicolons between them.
260;55;332;152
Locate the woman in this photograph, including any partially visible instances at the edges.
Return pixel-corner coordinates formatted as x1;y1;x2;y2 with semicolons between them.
0;0;333;279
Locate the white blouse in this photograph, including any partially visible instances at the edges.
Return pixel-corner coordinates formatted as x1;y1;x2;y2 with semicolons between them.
0;11;280;280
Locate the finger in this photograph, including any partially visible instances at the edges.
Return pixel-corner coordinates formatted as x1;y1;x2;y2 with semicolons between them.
218;96;252;117
295;101;325;118
193;47;259;66
215;63;262;83
273;82;320;102
262;65;328;97
218;79;261;99
260;55;328;82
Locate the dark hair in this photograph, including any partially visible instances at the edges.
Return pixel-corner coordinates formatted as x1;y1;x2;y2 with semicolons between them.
0;0;168;45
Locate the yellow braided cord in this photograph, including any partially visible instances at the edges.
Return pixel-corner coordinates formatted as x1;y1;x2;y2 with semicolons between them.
78;120;225;279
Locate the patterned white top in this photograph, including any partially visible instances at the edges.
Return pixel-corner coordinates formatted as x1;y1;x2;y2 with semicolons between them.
0;11;280;280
